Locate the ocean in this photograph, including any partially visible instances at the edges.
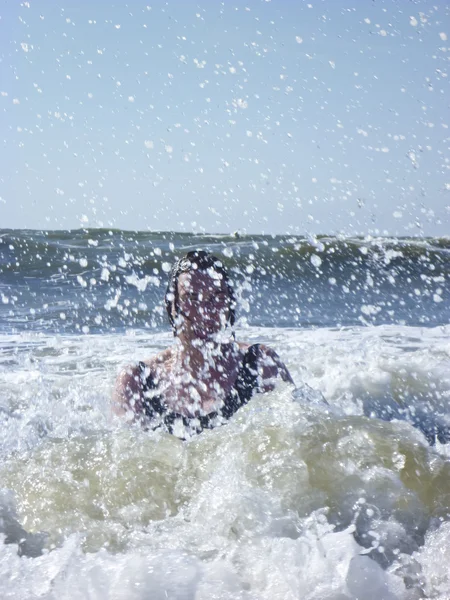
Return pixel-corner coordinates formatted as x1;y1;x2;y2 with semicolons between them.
0;229;449;599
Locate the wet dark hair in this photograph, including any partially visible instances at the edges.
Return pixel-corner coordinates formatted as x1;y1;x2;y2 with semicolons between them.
165;250;236;333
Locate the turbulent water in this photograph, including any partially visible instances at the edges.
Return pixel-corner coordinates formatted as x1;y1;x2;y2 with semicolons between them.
1;229;450;599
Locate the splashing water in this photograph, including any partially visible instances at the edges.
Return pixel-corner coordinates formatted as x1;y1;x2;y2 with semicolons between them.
1;322;449;599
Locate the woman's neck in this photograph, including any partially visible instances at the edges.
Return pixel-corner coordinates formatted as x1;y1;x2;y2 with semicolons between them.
175;335;237;379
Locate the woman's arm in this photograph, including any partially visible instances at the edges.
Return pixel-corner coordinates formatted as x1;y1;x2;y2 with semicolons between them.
112;364;145;421
255;344;294;392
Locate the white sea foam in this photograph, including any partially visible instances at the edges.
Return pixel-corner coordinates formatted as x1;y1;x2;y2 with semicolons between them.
0;325;449;598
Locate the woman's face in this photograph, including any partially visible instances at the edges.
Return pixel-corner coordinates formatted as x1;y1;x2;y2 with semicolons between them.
175;269;231;339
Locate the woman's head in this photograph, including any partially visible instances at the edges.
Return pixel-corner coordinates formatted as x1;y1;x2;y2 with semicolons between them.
165;250;236;339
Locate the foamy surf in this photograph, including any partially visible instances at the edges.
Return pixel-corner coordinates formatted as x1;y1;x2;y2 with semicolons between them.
0;324;449;598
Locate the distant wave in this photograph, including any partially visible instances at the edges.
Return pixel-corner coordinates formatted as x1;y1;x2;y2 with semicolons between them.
1;229;449;278
1;229;449;333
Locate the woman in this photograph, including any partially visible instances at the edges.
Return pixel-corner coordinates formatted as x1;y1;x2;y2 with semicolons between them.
113;250;294;437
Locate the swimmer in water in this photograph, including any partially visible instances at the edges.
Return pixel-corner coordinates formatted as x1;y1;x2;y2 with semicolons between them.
113;250;294;437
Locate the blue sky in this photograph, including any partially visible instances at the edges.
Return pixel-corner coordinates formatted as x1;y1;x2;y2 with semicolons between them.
1;0;449;235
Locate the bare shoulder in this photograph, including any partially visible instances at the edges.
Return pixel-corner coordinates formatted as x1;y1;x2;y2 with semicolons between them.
237;341;294;386
115;346;174;389
236;341;281;360
113;346;173;417
138;347;173;372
